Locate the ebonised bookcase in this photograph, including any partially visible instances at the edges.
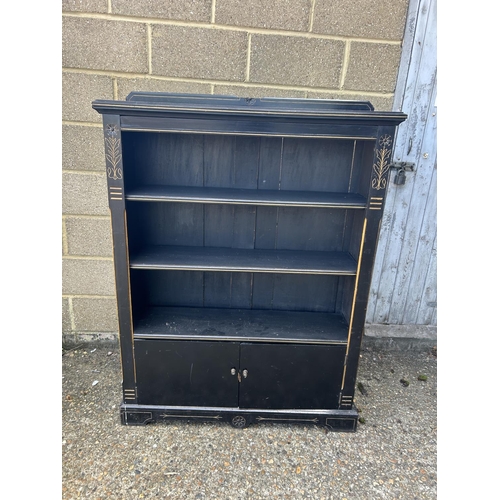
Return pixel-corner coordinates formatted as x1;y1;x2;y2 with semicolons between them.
92;93;406;431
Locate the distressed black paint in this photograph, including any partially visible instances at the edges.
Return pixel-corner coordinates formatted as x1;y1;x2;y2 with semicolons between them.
93;93;406;431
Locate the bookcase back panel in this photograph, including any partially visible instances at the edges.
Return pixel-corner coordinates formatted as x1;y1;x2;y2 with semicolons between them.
280;138;354;192
344;140;370;198
203;135;261;188
122;132;366;196
130;269;352;314
126;202;351;253
344;210;366;260
126;202;204;251
270;207;347;251
122;132;205;187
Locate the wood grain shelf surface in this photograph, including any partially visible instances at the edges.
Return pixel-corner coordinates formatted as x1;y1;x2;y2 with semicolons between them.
126;185;367;209
133;306;349;344
129;245;358;275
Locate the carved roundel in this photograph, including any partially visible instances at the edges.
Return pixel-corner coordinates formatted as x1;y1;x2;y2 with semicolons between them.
231;415;247;428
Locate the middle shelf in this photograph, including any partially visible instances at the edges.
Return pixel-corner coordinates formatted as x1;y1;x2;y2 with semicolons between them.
125;184;367;209
129;245;358;275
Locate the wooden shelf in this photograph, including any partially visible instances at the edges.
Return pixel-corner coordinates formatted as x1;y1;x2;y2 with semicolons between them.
129;245;358;275
126;185;367;209
133;306;349;344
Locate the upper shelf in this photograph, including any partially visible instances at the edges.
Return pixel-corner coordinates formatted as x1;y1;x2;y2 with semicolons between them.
126;185;367;209
130;245;358;275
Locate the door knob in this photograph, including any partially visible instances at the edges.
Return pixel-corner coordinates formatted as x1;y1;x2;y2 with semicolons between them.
242;369;248;378
230;368;236;376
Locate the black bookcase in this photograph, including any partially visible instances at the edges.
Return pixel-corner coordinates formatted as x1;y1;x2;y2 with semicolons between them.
92;93;406;431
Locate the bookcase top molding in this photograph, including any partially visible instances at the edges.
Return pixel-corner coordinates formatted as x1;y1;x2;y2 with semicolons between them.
92;92;407;128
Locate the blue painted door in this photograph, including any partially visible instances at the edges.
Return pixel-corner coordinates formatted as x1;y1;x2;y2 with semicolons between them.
366;0;437;334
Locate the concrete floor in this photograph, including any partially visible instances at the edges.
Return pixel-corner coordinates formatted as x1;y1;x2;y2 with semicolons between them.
62;338;437;499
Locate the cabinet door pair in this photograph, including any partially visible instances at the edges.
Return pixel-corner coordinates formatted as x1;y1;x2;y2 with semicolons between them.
134;340;346;410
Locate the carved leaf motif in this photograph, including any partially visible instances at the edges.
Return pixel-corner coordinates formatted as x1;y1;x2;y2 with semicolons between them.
105;136;122;180
371;135;392;191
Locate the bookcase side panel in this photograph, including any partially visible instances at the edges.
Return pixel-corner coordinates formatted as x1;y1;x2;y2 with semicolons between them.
341;126;397;402
102;114;137;404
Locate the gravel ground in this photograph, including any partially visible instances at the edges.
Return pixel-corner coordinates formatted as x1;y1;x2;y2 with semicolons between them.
62;341;437;499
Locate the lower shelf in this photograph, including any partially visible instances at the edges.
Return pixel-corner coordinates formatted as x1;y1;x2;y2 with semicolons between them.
133;306;349;344
120;404;359;432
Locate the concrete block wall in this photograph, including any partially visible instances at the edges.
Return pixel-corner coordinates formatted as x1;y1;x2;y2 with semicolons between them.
62;0;410;344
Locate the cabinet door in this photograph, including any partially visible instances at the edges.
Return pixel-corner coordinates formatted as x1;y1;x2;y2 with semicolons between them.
238;343;346;410
134;340;239;407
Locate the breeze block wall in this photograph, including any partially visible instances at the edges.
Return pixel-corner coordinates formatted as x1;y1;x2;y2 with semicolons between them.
62;0;410;344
